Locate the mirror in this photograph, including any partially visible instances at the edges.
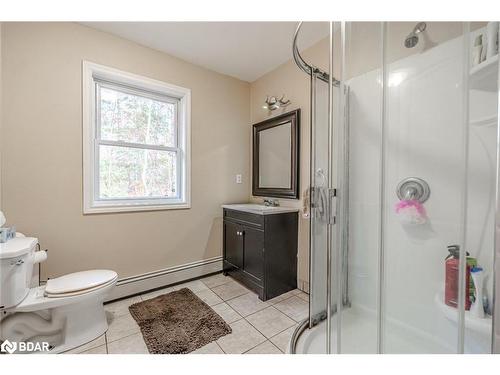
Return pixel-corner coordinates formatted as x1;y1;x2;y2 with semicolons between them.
252;109;300;199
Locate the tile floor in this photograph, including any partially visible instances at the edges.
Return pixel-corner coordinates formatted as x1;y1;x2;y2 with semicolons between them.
65;273;308;354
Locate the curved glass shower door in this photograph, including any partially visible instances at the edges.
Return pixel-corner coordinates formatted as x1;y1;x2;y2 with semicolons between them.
316;22;499;354
332;22;384;354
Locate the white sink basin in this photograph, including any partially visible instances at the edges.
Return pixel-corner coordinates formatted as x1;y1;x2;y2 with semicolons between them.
222;203;299;215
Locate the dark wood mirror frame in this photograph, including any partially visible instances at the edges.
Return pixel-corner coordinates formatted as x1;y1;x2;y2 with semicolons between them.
252;109;300;199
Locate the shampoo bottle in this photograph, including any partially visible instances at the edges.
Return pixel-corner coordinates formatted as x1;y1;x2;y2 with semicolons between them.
445;245;471;310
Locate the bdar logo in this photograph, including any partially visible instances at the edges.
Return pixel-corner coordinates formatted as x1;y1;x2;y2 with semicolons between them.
1;340;17;354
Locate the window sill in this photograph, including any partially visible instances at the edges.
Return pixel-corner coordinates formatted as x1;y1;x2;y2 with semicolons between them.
83;202;191;214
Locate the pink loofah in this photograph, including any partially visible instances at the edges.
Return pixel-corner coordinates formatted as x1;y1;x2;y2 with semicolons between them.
395;199;427;225
395;199;425;215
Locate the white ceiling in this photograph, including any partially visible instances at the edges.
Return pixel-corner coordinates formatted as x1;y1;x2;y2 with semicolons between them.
81;22;329;82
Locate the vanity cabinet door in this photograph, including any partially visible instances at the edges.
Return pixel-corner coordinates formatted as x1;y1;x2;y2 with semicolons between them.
224;221;243;269
242;226;264;283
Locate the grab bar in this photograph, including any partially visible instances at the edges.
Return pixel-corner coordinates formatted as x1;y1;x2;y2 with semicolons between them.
292;22;340;87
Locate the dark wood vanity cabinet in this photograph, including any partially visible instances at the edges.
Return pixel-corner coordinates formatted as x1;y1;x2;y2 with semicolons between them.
222;208;298;301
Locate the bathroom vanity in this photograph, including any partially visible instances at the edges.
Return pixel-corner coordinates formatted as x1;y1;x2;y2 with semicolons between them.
222;204;299;301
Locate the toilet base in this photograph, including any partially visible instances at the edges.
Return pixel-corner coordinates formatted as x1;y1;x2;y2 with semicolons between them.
51;297;109;353
1;286;113;354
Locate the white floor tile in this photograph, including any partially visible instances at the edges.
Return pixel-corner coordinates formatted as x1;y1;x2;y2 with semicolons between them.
193;288;224;306
227;292;269;317
80;345;107;354
201;273;232;289
244;340;282;354
270;324;298;353
64;334;106;354
98;275;308;355
105;296;142;318
173;279;209;293
246;306;296;338
266;289;301;305
107;333;148;354
140;286;175;301
296;291;309;302
274;296;309;322
106;312;140;343
216;319;266;354
211;302;243;323
212;280;251;301
191;341;224;354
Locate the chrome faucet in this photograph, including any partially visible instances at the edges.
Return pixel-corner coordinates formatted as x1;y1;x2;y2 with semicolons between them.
263;198;280;207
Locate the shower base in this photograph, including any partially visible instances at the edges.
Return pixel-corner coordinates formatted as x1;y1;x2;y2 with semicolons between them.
289;306;480;354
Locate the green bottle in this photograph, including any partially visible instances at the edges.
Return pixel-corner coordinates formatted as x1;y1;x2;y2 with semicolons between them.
467;256;477;302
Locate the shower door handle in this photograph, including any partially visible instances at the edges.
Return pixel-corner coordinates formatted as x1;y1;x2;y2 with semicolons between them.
311;186;327;223
328;188;337;225
311;186;337;224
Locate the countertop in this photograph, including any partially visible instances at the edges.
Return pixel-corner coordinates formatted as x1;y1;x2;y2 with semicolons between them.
222;203;300;215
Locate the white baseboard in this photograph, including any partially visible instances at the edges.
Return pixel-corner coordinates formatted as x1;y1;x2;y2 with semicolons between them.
105;256;223;302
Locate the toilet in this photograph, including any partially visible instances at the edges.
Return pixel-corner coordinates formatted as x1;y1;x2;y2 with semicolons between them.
0;236;117;353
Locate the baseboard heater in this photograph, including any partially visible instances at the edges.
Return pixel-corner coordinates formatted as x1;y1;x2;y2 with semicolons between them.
105;256;223;302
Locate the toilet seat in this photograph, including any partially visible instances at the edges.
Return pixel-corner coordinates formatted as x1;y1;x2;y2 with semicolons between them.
45;270;118;298
45;277;118;298
12;275;118;313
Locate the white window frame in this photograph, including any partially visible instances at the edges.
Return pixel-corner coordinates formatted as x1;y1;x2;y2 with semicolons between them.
83;61;191;214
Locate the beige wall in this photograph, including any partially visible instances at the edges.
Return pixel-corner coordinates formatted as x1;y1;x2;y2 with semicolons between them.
1;22;251;280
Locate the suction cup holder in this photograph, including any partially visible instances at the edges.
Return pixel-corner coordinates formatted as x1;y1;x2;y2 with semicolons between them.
396;177;430;203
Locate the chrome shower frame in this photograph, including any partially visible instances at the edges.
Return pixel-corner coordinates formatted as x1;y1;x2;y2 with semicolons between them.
293;22;340;87
290;21;348;354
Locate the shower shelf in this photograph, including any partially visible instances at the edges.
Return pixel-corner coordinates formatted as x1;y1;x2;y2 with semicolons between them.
470;114;498;127
469;54;498;92
434;292;492;335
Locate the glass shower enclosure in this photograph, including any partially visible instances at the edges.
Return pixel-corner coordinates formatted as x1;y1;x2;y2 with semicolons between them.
292;21;500;354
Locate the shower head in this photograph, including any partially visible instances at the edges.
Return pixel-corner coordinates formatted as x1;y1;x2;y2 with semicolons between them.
404;22;427;48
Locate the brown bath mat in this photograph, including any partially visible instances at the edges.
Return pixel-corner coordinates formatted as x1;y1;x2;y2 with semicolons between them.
128;288;231;354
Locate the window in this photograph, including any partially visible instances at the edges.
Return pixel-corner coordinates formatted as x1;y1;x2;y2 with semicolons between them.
83;62;191;213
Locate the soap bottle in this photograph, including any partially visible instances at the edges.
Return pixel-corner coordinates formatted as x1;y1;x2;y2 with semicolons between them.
470;267;485;318
467;255;477;304
445;245;471;310
473;34;484;65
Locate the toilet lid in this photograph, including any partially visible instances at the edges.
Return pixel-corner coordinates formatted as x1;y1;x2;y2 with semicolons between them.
45;270;118;295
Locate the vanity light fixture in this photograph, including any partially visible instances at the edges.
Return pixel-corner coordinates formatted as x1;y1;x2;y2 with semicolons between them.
262;95;291;111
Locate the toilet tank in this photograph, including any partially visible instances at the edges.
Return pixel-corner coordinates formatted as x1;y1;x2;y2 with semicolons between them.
0;237;37;309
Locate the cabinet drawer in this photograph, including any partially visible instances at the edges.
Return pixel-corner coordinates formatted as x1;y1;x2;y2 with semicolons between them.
223;209;263;228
